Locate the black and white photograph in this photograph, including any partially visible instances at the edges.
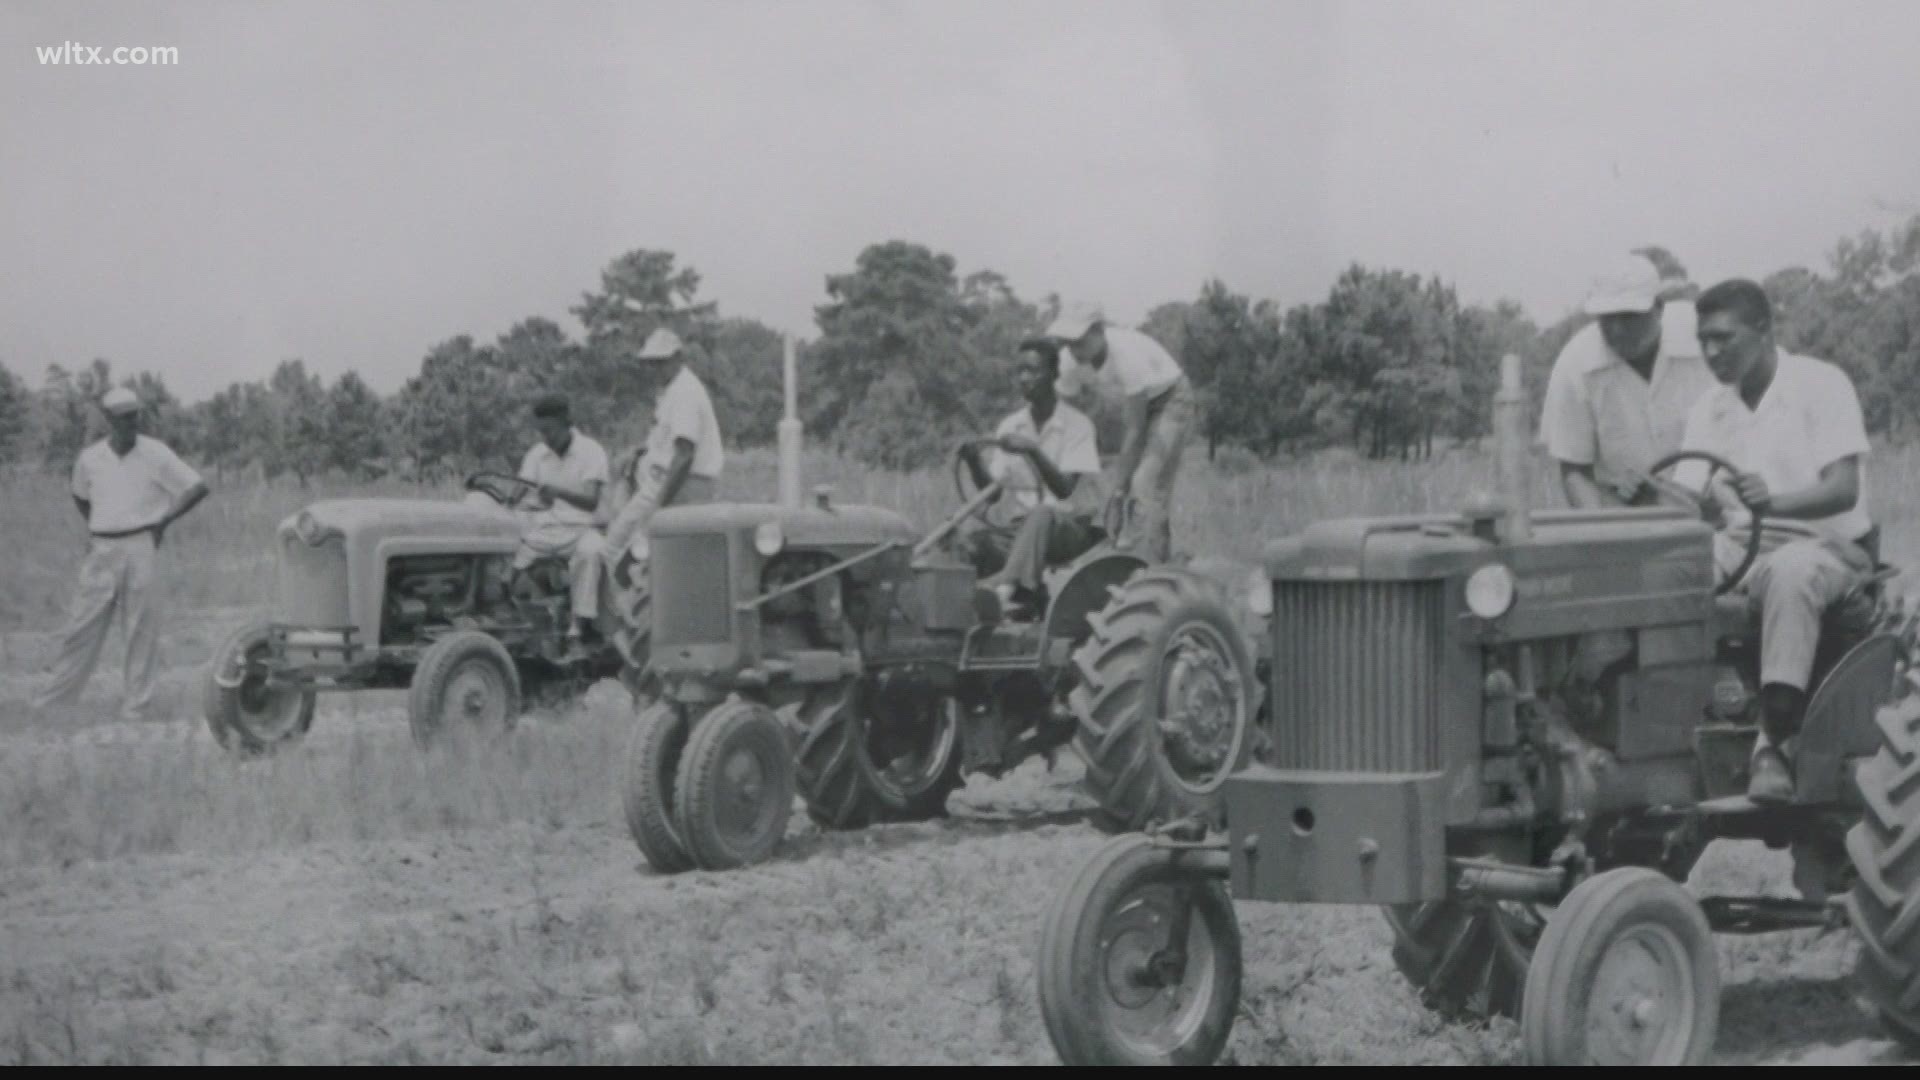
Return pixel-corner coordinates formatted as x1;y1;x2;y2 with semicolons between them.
6;0;1920;1065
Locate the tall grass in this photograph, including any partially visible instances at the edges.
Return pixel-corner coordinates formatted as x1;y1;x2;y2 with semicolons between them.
4;436;1918;870
10;436;1919;632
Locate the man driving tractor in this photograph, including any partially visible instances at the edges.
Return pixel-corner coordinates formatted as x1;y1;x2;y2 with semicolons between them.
959;337;1105;619
1672;278;1879;803
512;393;610;650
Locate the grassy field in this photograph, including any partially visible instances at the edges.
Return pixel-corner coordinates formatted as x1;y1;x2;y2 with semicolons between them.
2;440;1917;1064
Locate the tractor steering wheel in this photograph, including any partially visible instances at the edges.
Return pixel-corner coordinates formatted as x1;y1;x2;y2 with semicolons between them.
1645;449;1765;597
465;471;540;509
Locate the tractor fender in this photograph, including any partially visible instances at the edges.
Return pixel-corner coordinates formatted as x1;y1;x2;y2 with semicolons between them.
1797;632;1900;805
1040;547;1149;650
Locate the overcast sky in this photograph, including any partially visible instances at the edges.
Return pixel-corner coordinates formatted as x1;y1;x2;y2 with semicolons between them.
5;0;1920;402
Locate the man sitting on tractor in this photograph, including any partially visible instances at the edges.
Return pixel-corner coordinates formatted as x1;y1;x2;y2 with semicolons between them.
513;393;611;649
959;337;1104;619
1674;278;1878;803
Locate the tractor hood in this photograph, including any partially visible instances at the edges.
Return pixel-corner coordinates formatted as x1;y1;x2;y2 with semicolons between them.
1264;506;1714;582
279;497;522;544
650;501;920;548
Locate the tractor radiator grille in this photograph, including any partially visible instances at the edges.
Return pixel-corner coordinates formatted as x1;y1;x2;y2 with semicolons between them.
276;534;350;628
1267;580;1445;772
651;534;733;646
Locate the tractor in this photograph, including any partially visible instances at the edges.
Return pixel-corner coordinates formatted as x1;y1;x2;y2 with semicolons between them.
202;471;654;756
1034;354;1920;1066
620;344;1259;874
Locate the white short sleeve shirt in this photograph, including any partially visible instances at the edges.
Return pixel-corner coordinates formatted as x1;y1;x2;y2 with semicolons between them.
989;401;1102;513
1060;326;1184;400
1537;304;1717;492
518;430;610;526
71;435;203;534
644;367;725;480
1677;350;1872;545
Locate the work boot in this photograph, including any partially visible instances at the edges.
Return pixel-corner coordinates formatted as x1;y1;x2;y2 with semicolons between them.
1749;746;1794;804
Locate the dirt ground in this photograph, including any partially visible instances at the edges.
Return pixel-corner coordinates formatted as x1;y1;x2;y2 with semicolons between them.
1;610;1914;1065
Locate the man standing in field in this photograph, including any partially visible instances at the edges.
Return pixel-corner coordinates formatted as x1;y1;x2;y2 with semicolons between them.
605;327;725;562
1538;250;1717;508
32;386;209;722
958;337;1105;618
512;393;610;649
1047;304;1193;563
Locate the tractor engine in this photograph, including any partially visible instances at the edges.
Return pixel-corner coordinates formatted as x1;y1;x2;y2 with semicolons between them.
1227;355;1723;906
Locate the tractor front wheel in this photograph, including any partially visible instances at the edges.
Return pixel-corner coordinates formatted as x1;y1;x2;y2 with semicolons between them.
621;700;698;874
408;631;522;750
1844;694;1920;1050
673;697;796;871
1036;833;1242;1066
1520;867;1720;1065
203;620;317;758
1069;570;1256;833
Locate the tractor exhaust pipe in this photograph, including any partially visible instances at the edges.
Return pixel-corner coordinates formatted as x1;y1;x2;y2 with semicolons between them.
779;335;803;509
1493;352;1531;543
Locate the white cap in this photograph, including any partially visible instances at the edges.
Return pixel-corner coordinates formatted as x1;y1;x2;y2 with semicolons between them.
100;386;141;415
1582;253;1666;316
638;327;683;360
1046;303;1105;341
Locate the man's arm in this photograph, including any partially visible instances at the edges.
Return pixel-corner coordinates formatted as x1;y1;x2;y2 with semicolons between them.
1110;392;1152;494
1732;365;1869;522
997;435;1077;501
1556;461;1612;510
656;438;696;507
1736;456;1859;521
151;480;210;545
538;479;603;514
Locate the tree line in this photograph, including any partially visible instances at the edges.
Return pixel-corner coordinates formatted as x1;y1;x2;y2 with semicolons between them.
4;214;1919;480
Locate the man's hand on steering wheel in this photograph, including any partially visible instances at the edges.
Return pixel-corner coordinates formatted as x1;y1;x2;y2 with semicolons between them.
1646;450;1768;596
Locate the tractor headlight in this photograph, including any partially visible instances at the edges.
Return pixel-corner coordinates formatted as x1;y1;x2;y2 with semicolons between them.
292;510;342;547
1245;567;1273;618
1466;564;1516;620
754;522;785;557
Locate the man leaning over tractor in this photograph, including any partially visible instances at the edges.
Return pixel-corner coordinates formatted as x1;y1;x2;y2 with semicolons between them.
606;327;725;563
512;393;610;650
1675;278;1879;804
1539;249;1717;509
1046;304;1193;563
958;337;1105;619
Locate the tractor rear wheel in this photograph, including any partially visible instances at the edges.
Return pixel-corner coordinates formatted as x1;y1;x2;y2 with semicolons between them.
1844;694;1920;1049
408;631;521;750
797;683;966;829
673;697;795;871
203;620;317;758
1382;896;1548;1021
621;700;697;874
796;684;878;830
1069;570;1256;833
1036;833;1242;1065
1520;867;1719;1065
